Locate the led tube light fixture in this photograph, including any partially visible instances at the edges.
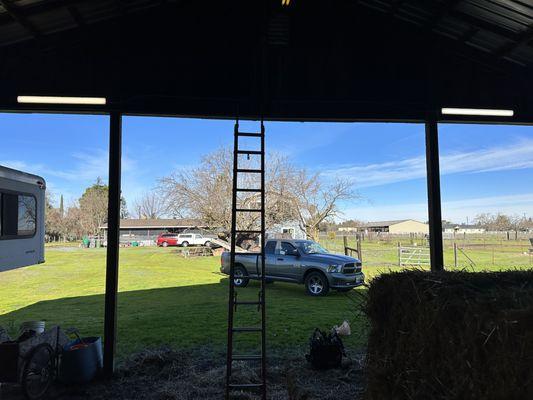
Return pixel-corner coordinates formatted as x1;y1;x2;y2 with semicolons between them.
441;108;513;117
17;96;106;105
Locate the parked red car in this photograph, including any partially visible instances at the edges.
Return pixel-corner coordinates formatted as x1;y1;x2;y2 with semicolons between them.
157;233;179;247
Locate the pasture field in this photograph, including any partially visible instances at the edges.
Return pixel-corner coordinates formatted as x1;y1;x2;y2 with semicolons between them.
1;239;531;359
319;235;533;270
0;246;368;358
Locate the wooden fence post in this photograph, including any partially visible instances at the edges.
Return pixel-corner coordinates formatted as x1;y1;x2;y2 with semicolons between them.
357;234;362;262
454;242;458;268
398;242;401;267
343;235;348;256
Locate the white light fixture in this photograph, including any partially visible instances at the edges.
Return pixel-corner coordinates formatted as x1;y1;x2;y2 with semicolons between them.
17;96;106;105
441;107;514;117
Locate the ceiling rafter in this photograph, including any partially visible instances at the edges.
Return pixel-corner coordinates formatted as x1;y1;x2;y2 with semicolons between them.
494;24;533;58
0;0;40;37
67;5;85;27
423;0;463;30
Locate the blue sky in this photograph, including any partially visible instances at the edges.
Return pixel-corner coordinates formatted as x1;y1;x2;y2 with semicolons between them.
1;113;532;223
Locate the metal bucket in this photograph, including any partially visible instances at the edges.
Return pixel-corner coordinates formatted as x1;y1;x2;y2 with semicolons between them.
60;337;103;384
20;321;45;335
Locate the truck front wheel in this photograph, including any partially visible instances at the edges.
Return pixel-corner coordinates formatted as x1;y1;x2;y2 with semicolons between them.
233;266;249;288
305;272;329;296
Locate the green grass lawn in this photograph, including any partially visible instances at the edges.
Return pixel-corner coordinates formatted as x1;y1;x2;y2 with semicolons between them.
0;246;368;358
1;241;531;359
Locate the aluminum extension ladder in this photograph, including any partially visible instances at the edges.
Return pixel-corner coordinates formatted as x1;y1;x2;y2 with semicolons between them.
225;120;267;399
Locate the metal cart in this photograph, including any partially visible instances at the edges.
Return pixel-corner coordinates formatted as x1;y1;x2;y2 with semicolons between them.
0;326;68;400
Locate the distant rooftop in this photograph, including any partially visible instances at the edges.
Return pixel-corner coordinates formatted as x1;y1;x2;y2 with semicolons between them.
100;218;206;230
363;219;419;227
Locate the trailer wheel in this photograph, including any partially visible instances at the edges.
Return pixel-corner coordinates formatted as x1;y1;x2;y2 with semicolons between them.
21;343;55;400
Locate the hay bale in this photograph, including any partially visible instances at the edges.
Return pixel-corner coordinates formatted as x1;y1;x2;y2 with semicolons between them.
364;270;533;400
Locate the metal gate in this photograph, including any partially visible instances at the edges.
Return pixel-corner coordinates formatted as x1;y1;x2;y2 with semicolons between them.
398;244;431;267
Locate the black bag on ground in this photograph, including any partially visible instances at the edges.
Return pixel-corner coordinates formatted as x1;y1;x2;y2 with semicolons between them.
305;328;345;369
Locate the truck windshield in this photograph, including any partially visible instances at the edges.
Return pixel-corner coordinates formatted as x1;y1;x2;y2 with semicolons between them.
295;241;329;254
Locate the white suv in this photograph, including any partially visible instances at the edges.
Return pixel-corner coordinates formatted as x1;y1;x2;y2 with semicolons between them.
177;233;213;247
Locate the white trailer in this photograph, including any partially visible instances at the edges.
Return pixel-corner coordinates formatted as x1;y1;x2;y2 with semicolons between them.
0;166;46;272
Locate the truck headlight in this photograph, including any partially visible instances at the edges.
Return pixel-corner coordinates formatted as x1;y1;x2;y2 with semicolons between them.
327;264;342;273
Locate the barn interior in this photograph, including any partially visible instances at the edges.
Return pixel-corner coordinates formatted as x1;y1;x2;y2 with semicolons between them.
1;0;533;398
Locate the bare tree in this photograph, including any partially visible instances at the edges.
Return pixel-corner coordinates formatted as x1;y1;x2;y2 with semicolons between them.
158;147;358;242
133;191;166;219
286;171;356;240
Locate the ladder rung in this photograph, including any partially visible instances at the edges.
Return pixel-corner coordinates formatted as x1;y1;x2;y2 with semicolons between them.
233;327;262;332
236;188;262;192
228;383;264;390
236;208;262;212
236;230;262;234
236;168;262;173
234;251;262;256
234;301;262;306
237;132;262;137
237;150;262;155
232;355;262;361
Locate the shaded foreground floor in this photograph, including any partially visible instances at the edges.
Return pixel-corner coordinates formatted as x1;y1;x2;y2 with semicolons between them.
1;348;365;400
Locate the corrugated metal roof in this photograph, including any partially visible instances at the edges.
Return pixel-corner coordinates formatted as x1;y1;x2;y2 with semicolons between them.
363;219;425;227
357;0;533;65
99;218;206;229
0;1;533;65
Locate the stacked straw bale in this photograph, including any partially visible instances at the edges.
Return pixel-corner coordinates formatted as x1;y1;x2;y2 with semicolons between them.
365;270;533;400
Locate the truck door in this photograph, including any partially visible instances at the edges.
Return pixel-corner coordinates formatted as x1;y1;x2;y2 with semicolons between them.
272;241;300;282
259;240;277;279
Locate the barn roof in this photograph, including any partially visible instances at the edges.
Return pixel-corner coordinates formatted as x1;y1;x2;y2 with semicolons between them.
1;1;533;66
364;219;425;227
99;218;206;230
2;1;533;121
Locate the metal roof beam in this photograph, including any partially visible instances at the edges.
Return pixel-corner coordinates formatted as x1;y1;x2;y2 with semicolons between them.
448;8;520;41
424;0;463;30
67;5;86;27
0;0;39;37
389;0;405;15
494;25;533;58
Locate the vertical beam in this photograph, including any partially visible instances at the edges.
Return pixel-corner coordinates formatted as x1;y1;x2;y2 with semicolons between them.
425;117;444;271
103;111;122;377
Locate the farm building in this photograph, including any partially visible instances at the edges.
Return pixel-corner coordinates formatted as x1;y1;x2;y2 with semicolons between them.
362;220;429;234
266;221;306;240
338;227;358;233
100;218;207;245
443;223;485;235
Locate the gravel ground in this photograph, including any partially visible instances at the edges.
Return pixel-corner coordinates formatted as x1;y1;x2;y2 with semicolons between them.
1;347;365;400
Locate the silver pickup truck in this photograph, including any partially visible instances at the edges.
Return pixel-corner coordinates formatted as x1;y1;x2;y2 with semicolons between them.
220;239;364;296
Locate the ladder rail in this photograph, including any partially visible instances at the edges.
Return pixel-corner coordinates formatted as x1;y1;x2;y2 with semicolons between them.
226;121;267;399
225;122;240;393
259;121;267;389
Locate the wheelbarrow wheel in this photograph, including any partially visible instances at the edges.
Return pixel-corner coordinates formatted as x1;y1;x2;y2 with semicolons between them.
21;343;55;400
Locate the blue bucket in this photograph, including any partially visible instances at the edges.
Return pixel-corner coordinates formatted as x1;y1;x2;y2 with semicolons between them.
60;336;103;384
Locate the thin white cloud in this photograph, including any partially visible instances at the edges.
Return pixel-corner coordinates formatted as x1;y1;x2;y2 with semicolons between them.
323;138;533;188
343;193;533;223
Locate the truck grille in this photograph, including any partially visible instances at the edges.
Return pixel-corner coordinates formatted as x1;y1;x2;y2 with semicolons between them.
342;263;362;274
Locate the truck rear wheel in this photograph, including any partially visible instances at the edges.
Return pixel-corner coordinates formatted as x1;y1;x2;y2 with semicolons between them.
233;266;249;288
305;272;329;296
